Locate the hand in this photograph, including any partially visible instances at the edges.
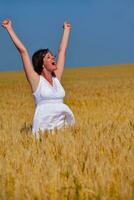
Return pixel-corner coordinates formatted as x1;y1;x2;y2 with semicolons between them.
2;19;12;29
63;21;72;30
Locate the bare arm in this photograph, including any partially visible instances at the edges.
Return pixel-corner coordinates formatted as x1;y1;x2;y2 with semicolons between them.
54;21;72;81
2;19;39;92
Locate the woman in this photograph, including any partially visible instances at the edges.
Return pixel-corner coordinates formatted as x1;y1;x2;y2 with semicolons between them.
2;19;75;136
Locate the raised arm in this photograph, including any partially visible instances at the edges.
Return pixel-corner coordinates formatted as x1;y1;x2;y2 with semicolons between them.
54;21;72;81
2;19;39;91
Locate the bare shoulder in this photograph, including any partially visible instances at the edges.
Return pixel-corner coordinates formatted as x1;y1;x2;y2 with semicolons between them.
28;71;40;93
54;71;62;82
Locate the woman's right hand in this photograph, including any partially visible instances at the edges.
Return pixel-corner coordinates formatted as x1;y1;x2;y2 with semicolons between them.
2;19;12;29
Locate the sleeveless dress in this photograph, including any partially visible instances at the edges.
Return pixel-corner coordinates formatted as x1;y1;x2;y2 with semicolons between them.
32;75;75;135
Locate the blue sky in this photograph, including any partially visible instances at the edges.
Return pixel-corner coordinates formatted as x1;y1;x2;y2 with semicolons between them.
0;0;134;71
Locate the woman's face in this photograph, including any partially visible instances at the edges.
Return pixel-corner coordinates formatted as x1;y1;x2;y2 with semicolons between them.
43;51;57;72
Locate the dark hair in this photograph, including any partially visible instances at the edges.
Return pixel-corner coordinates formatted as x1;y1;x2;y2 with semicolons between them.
32;48;49;75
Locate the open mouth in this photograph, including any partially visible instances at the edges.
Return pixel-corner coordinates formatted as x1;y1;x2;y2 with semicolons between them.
52;61;56;65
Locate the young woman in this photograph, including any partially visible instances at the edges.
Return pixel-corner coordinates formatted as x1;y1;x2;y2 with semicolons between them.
2;19;75;136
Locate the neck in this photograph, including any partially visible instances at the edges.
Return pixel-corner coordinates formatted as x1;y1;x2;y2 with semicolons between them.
41;69;53;84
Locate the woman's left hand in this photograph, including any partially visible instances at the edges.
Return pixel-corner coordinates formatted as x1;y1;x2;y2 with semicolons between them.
63;21;72;30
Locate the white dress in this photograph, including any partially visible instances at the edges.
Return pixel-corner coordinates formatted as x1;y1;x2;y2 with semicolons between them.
32;75;75;135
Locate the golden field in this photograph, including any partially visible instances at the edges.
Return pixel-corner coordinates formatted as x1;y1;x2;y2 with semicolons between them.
0;64;134;200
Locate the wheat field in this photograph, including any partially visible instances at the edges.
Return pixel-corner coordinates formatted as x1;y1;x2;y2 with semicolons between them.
0;64;134;200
